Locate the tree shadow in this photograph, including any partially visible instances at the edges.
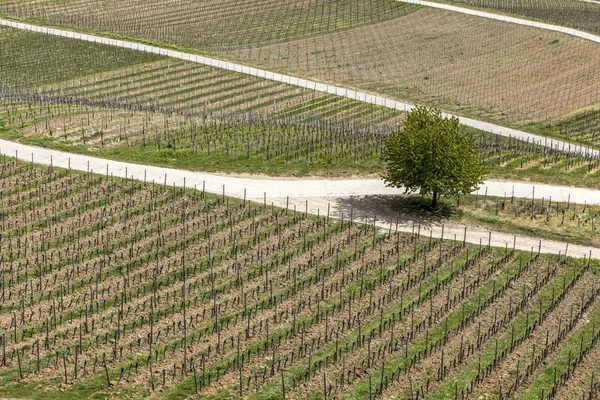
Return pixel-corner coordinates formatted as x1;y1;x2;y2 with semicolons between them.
332;194;461;229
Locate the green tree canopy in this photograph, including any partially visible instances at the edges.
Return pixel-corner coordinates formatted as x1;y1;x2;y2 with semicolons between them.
382;106;487;207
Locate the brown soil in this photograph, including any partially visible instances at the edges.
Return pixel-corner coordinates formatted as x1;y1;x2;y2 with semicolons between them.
227;7;600;126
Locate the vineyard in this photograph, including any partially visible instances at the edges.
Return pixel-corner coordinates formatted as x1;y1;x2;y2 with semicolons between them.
0;158;596;400
1;4;599;148
227;8;600;134
0;1;600;400
535;110;600;149
1;93;599;185
35;59;401;126
0;26;161;89
435;0;600;35
0;0;419;51
0;26;403;131
389;191;600;249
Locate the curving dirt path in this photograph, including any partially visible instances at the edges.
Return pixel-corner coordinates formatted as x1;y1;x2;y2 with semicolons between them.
0;138;598;258
277;195;596;260
0;18;597;159
396;0;600;44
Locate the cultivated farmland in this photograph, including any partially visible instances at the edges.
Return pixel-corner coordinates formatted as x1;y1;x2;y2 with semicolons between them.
2;94;600;186
356;192;600;249
0;26;403;130
228;8;600;133
436;0;600;35
0;25;160;89
0;94;396;176
0;0;419;50
36;59;401;125
0;1;599;399
0;159;598;400
2;5;600;149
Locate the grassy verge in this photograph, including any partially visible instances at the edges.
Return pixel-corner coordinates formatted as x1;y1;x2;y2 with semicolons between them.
3;115;600;188
383;194;600;249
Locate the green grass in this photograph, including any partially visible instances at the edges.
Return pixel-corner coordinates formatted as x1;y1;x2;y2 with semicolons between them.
0;156;595;400
0;366;145;400
3;108;600;190
519;297;600;399
376;193;600;249
249;242;471;400
430;258;590;399
15;134;385;177
528;108;600;149
345;250;521;399
2;8;599;154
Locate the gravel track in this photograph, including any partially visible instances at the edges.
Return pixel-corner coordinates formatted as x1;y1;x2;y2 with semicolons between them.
396;0;600;44
0;138;598;258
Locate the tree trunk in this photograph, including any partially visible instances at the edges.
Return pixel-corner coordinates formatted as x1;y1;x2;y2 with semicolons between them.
432;189;438;208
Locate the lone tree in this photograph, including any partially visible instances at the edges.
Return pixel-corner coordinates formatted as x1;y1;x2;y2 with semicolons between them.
382;106;487;207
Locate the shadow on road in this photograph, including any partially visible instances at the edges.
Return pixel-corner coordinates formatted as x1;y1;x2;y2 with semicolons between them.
331;194;459;229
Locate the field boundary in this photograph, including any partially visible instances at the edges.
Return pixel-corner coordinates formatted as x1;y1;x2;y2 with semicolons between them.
1;138;599;204
0;137;598;258
0;18;597;158
396;0;600;44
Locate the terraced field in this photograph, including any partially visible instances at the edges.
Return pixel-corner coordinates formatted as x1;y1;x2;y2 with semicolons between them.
0;158;598;400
